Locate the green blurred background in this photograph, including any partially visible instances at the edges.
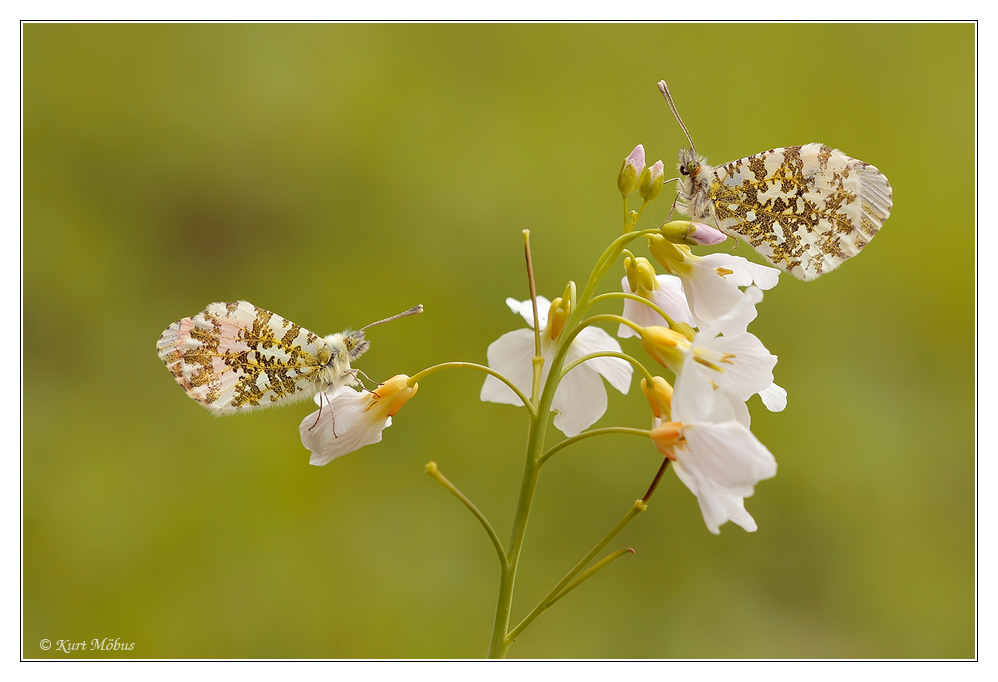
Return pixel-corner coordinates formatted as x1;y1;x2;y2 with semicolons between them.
23;23;974;659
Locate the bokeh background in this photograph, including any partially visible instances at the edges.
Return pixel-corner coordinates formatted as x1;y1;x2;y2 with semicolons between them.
23;23;975;659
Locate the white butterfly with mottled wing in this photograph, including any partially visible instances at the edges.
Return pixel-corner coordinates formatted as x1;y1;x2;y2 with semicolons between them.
659;81;893;281
157;301;421;414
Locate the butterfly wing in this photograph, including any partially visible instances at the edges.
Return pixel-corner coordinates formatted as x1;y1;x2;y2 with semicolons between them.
156;301;332;414
704;144;892;281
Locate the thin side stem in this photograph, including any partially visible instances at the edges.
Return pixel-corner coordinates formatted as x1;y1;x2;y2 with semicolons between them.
538;427;650;466
408;362;536;415
589;291;678;329
546;548;635;607
561;350;655;387
426;462;508;571
524;230;543;375
507;499;648;643
642;458;671;503
566;313;644;342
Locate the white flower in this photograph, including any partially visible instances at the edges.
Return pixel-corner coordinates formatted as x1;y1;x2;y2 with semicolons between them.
300;375;418;466
641;287;784;426
618;256;692;339
647;234;779;326
481;296;632;437
651;377;777;534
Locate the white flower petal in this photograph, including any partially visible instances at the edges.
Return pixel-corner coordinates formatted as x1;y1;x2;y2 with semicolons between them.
759;383;788;412
672;420;776;533
702;332;777;401
506;296;550;329
673;463;757;534
682;421;777;491
618;275;691;337
481;329;537;405
699;253;780;290
571;326;632;395
682;262;747;327
672;358;718;424
552;361;607;437
698;285;762;339
300;389;392;466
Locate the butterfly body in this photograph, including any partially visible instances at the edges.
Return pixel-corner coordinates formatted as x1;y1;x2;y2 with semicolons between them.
157;301;369;415
675;143;892;281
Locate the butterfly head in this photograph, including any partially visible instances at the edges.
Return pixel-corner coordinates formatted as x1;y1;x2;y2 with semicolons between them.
344;330;370;360
678;148;703;181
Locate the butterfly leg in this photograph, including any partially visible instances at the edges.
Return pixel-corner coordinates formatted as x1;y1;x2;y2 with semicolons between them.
308;391;339;437
355;368;377;390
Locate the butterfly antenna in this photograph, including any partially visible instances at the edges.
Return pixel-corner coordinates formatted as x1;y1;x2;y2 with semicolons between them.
360;304;423;331
657;80;697;156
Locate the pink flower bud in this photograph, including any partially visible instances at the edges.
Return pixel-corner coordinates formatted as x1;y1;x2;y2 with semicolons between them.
617;144;646;195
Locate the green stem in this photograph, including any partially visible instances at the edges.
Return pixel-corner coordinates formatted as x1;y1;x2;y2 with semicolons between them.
408;362;536;415
488;433;542;658
538;427;650;466
576;228;662;322
561;350;655;387
507;499;647;643
566;313;644;342
547;548;635;606
426;462;508;571
488;299;584;657
589;291;677;329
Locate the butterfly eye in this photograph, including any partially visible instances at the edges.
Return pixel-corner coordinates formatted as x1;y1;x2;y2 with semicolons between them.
679;165;689;176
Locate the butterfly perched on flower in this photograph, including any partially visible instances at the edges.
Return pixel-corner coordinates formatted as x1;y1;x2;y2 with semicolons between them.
156;301;421;414
658;81;893;281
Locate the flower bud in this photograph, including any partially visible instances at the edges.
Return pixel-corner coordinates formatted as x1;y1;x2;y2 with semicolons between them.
639;160;665;201
659;220;728;246
640;326;689;371
649;421;684;459
623;255;659;296
641;376;674;420
372;374;420;417
617;144;646;195
546;296;571;341
672;321;697;342
646;233;693;276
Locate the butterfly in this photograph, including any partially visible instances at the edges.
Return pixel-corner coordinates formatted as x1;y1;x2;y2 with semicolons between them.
658;81;893;281
156;301;422;414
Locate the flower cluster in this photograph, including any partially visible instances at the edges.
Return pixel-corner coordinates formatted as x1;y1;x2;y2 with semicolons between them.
291;144;787;538
480;144;787;534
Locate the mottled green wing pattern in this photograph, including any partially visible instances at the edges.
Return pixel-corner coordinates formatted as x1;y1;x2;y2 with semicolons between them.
156;301;332;414
707;143;892;280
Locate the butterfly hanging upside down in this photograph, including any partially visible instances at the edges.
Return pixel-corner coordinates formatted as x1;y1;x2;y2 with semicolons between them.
658;80;893;281
156;301;422;415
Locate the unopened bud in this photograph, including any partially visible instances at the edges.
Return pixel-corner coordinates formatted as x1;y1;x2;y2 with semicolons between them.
660;220;727;246
649;421;684;459
639;160;666;201
546;297;571;341
641;376;674;420
640;326;689;371
617;144;646;195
